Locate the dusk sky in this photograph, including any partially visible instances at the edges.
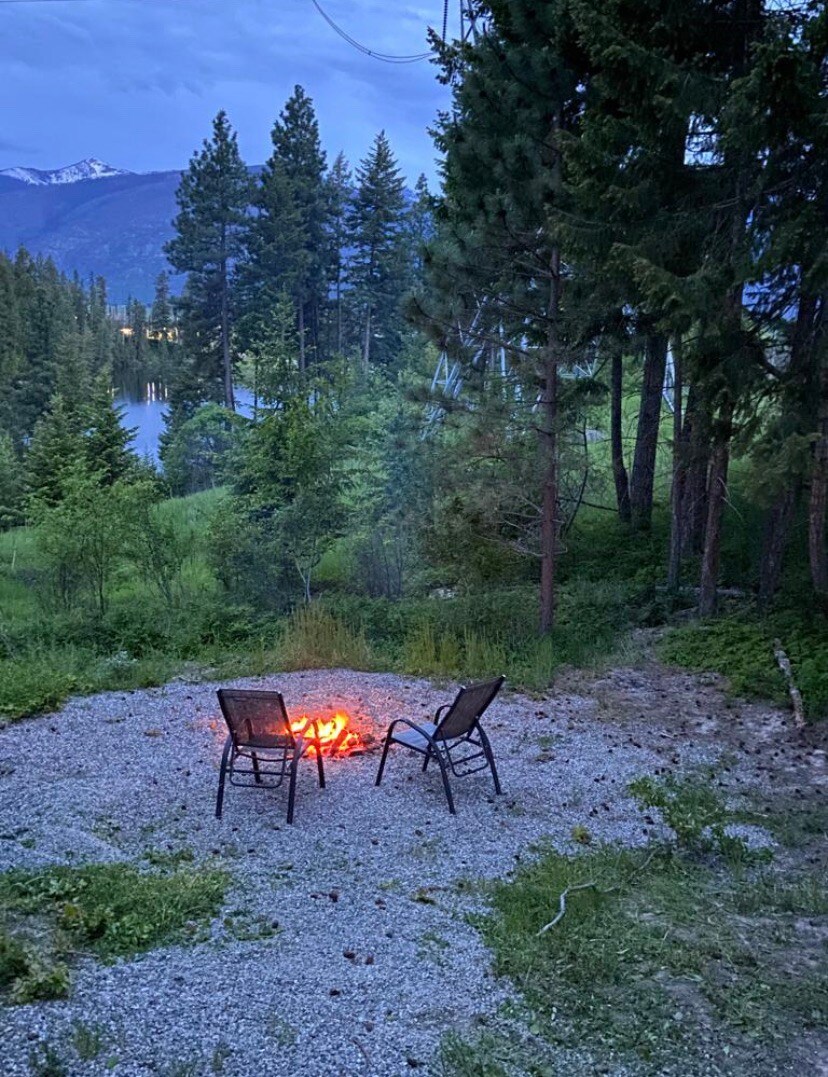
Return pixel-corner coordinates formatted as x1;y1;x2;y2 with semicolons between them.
1;0;453;183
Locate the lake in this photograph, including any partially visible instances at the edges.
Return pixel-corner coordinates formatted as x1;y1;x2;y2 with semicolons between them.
114;382;255;463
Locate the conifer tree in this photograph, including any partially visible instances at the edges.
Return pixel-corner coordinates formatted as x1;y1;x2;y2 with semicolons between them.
347;132;407;370
150;271;173;336
417;3;584;632
85;373;136;486
245;87;328;370
325;151;352;356
165;111;251;409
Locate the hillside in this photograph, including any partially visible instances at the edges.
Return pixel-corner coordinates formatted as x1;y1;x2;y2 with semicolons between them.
0;169;183;302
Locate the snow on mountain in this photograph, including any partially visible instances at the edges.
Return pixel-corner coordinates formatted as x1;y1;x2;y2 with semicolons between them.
0;157;132;186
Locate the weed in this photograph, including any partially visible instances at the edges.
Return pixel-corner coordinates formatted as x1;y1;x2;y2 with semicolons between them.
0;861;228;1003
28;1043;68;1077
71;1022;107;1061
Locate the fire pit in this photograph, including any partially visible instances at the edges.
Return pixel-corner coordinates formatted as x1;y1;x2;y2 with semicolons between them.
290;711;363;756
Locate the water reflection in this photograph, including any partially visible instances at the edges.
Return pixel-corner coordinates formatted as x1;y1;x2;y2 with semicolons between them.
113;381;254;463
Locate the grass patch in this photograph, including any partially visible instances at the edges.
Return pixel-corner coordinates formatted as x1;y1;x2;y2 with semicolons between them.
0;861;229;1003
478;844;827;1073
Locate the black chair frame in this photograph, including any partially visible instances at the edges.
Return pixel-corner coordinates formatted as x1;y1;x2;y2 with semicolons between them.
215;689;325;825
375;676;504;814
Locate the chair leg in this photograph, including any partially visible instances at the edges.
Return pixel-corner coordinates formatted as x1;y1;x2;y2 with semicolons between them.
433;750;456;815
251;751;262;784
422;749;431;772
287;756;299;825
479;727;502;795
316;747;326;789
375;733;393;786
215;736;233;819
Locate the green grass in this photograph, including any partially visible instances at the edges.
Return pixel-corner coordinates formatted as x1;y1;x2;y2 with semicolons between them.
0;860;229;1003
473;845;827;1074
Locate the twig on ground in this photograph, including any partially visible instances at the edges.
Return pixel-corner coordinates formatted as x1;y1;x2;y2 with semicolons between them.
773;638;806;730
536;848;658;936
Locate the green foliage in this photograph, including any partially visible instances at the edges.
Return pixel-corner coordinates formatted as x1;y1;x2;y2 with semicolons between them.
0;861;229;1003
628;774;756;861
660;613;828;719
161;403;245;496
277;605;375;672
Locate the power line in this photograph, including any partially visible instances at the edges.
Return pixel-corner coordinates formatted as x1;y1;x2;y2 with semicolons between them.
309;0;433;64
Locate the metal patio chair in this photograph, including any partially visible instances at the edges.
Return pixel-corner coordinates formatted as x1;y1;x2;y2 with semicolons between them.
215;688;325;825
375;675;505;814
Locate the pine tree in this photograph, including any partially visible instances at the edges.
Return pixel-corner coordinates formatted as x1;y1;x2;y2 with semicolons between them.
25;394;87;507
150;271;173;336
244;86;328;371
417;3;584;632
347;132;407;370
165;111;251;409
325;151;353;356
85;373;136;485
0;254;21;436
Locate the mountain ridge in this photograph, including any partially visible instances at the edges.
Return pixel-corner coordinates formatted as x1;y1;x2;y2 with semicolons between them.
0;157;133;187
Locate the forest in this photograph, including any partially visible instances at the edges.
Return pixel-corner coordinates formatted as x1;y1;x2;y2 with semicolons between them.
0;0;826;727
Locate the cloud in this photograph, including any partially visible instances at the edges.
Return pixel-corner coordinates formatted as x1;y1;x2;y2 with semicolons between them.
0;0;448;182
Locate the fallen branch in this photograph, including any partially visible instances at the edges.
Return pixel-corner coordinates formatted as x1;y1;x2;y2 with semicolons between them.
536;848;658;936
536;880;613;935
773;638;806;730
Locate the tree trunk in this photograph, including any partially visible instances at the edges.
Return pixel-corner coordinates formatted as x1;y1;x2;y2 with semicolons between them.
220;257;234;410
362;306;372;371
809;354;828;599
698;401;734;617
758;487;797;609
666;339;685;591
298;298;306;373
610;349;631;523
683;387;710;554
629;332;668;529
539;250;561;635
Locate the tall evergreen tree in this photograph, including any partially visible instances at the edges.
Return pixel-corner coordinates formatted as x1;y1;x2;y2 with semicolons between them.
165;110;250;409
348;131;407;370
245;87;328;371
150;271;173;336
325;151;353;357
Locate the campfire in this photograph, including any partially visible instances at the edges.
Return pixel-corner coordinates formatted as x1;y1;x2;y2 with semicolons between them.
290;711;362;756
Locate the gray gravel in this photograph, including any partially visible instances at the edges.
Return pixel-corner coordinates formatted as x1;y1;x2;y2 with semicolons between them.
0;667;778;1076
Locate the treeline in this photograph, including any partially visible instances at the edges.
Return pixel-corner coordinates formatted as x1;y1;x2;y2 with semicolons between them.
0;251;146;528
414;0;827;627
163;87;430;430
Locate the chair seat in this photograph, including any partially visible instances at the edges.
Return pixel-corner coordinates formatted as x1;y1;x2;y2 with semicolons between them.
391;722;437;751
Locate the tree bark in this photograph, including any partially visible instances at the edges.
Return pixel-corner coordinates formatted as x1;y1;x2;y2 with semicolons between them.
610;348;631;523
758;486;797;609
362;306;372;371
629;332;668;529
539;250;561;635
809;354;828;599
666;339;685;591
698;400;733;617
683;387;710;554
298;298;306;374
220;257;234;411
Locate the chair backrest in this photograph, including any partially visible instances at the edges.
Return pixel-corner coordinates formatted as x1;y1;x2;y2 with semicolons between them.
435;676;505;740
217;689;293;749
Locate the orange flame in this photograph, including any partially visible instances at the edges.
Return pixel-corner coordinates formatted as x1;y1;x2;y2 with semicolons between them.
290;711;361;756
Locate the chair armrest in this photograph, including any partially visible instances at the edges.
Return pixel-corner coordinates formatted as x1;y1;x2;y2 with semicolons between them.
434;703;452;723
